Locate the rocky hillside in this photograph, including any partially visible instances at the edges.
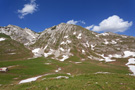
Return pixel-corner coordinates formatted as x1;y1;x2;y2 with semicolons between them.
0;23;135;62
31;23;135;62
0;25;39;45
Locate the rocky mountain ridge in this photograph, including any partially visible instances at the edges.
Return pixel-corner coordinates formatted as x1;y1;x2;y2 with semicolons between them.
0;23;135;62
0;25;39;45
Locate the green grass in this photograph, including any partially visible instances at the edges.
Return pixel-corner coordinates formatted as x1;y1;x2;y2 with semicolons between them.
0;57;58;84
0;33;10;38
0;57;134;90
62;60;130;75
1;74;135;90
66;56;80;62
0;35;33;61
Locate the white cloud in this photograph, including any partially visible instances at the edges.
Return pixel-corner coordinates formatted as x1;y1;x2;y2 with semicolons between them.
91;15;132;32
67;20;78;25
66;20;85;25
18;0;38;19
85;25;94;30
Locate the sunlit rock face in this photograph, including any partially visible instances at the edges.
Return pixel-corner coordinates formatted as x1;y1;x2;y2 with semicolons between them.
30;23;135;62
1;23;135;61
0;25;39;45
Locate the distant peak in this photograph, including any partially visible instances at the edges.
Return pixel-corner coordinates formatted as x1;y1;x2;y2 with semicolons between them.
7;24;20;29
58;23;75;26
7;24;15;27
24;27;30;30
59;23;66;25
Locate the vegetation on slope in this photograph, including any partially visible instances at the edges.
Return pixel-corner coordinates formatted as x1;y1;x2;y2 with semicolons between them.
0;34;33;61
0;57;134;90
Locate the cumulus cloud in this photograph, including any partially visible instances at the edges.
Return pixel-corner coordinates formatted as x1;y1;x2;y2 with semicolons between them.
67;20;78;25
67;20;86;25
90;15;132;32
18;0;38;19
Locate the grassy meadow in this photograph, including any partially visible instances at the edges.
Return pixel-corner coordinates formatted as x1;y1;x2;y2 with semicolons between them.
0;57;135;90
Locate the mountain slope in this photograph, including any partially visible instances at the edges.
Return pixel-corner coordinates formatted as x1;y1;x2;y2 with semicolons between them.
0;33;33;61
31;23;135;62
0;23;135;62
0;25;39;45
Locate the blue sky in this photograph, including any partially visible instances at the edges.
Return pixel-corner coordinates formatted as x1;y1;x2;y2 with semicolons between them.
0;0;135;36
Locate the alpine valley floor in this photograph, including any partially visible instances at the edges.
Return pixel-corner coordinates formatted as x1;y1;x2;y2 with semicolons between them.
0;57;135;90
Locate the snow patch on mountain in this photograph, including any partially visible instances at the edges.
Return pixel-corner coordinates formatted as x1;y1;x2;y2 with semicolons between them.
100;54;116;62
96;32;109;37
44;45;48;50
126;58;135;75
55;67;61;72
61;41;66;45
110;54;122;58
19;73;52;84
32;48;44;57
64;35;68;39
73;32;76;35
55;76;69;79
44;49;54;57
91;44;96;50
60;47;65;51
67;40;71;43
126;58;135;65
102;33;110;36
82;50;85;54
60;40;71;45
77;33;82;39
127;65;135;76
124;51;135;58
104;39;109;44
60;55;69;61
0;38;6;41
19;76;42;84
111;40;117;44
104;39;117;45
86;41;89;47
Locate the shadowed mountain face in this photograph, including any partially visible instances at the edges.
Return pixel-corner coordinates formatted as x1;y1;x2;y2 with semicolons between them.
0;23;135;61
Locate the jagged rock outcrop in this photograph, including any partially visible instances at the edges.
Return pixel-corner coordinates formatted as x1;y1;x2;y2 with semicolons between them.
0;25;39;45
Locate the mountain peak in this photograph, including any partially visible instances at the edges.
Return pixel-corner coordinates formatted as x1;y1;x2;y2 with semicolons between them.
7;24;20;28
59;23;67;25
1;24;135;63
